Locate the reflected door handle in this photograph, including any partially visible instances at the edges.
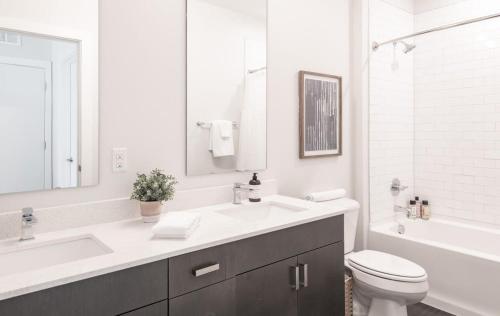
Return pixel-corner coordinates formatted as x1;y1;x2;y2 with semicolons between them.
66;157;74;163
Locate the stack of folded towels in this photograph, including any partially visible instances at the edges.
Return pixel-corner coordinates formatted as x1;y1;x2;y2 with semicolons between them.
152;212;201;239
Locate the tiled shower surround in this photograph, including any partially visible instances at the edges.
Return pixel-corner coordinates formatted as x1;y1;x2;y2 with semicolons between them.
370;0;500;225
369;0;415;223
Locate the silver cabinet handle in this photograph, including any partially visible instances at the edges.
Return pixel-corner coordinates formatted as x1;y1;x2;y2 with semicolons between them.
299;264;309;288
291;266;300;291
193;263;220;277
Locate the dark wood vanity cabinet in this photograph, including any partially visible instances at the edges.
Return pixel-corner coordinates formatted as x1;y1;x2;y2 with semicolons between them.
0;215;344;316
168;215;345;316
0;260;169;316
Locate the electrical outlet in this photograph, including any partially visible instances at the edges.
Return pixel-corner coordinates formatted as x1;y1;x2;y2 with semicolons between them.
112;148;128;172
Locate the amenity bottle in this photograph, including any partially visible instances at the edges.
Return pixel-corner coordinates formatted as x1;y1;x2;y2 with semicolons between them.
421;200;430;220
409;200;417;219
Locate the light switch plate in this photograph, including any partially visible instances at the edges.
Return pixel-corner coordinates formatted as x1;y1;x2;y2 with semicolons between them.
112;148;128;172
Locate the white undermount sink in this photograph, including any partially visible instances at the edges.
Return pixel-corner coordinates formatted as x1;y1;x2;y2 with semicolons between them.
216;201;308;222
0;235;112;277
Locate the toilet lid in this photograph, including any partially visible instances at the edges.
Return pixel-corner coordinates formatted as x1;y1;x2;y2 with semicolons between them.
348;250;427;282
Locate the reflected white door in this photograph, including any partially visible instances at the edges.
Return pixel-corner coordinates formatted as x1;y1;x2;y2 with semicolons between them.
0;57;52;194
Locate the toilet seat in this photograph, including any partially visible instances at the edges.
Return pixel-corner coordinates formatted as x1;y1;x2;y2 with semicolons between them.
347;260;429;295
347;250;427;283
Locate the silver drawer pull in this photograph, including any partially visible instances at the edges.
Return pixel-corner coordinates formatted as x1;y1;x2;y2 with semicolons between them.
299;263;309;288
291;266;300;291
193;263;220;277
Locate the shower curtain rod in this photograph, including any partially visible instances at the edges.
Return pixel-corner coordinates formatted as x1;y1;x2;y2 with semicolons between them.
372;12;500;51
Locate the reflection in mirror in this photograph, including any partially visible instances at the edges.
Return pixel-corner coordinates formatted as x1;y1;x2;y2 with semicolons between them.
0;0;98;195
187;0;267;175
0;32;78;193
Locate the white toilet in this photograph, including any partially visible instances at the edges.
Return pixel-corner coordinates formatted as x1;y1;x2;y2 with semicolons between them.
322;200;428;316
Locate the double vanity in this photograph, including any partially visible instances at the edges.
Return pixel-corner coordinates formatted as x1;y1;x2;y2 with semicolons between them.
0;196;358;316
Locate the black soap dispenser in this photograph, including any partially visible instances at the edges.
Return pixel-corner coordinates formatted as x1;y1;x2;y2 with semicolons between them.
248;173;261;202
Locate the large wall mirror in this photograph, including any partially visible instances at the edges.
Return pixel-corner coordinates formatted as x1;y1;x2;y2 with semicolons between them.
187;0;267;175
0;0;99;194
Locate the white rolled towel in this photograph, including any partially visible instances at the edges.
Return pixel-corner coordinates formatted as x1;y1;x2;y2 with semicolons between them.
305;189;347;202
152;212;201;239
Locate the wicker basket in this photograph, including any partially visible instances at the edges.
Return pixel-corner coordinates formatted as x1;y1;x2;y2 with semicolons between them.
345;273;353;316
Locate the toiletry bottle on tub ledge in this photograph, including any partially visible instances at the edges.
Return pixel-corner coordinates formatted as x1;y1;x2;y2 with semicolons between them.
421;200;430;220
409;200;417;219
415;196;422;218
249;173;261;202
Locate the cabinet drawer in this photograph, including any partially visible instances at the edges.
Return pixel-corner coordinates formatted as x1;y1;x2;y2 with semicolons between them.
170;278;236;316
120;300;168;316
169;244;229;298
228;215;343;275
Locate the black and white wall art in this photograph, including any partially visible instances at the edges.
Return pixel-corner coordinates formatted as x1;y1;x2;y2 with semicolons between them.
299;71;342;158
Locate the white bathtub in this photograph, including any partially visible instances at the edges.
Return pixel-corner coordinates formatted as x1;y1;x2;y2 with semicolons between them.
369;218;500;316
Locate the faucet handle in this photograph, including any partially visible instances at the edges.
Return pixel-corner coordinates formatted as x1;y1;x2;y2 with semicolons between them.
390;178;408;196
22;207;34;217
21;207;37;223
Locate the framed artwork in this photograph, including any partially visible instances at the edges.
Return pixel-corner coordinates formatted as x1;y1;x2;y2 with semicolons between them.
299;71;342;158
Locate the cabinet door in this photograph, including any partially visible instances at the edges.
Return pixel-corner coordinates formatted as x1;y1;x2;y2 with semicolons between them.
297;242;344;316
235;257;298;316
169;278;235;316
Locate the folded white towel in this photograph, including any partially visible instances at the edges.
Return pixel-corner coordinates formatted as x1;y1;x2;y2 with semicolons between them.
152;212;201;239
218;120;233;138
305;189;347;202
208;120;234;157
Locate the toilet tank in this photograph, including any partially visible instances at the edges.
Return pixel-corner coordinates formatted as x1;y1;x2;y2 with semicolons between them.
311;200;359;254
343;207;359;254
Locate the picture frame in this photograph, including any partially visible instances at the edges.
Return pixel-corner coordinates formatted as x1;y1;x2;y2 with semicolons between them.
299;71;342;158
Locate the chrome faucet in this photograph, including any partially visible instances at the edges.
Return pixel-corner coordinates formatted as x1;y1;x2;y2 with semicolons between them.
20;207;37;241
233;183;254;205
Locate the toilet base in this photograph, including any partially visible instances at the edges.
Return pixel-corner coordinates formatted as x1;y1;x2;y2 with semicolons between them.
368;298;407;316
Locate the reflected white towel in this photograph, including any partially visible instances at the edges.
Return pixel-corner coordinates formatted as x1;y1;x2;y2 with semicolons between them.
305;189;347;202
152;212;201;239
209;120;234;157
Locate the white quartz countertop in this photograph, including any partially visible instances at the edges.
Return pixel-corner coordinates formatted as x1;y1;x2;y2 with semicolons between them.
0;195;359;301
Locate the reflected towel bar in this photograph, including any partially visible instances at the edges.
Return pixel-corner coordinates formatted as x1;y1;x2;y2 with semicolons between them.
196;121;239;129
247;66;266;74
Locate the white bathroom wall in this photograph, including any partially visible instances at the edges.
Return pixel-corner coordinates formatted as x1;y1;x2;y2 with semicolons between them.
414;0;500;225
413;0;467;14
378;0;414;14
0;0;353;223
369;0;414;223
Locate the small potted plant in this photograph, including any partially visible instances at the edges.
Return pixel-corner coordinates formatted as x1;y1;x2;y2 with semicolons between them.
131;169;178;223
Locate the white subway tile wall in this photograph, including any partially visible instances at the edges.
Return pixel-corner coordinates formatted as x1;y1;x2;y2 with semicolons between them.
414;0;500;225
369;0;415;223
369;0;500;225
